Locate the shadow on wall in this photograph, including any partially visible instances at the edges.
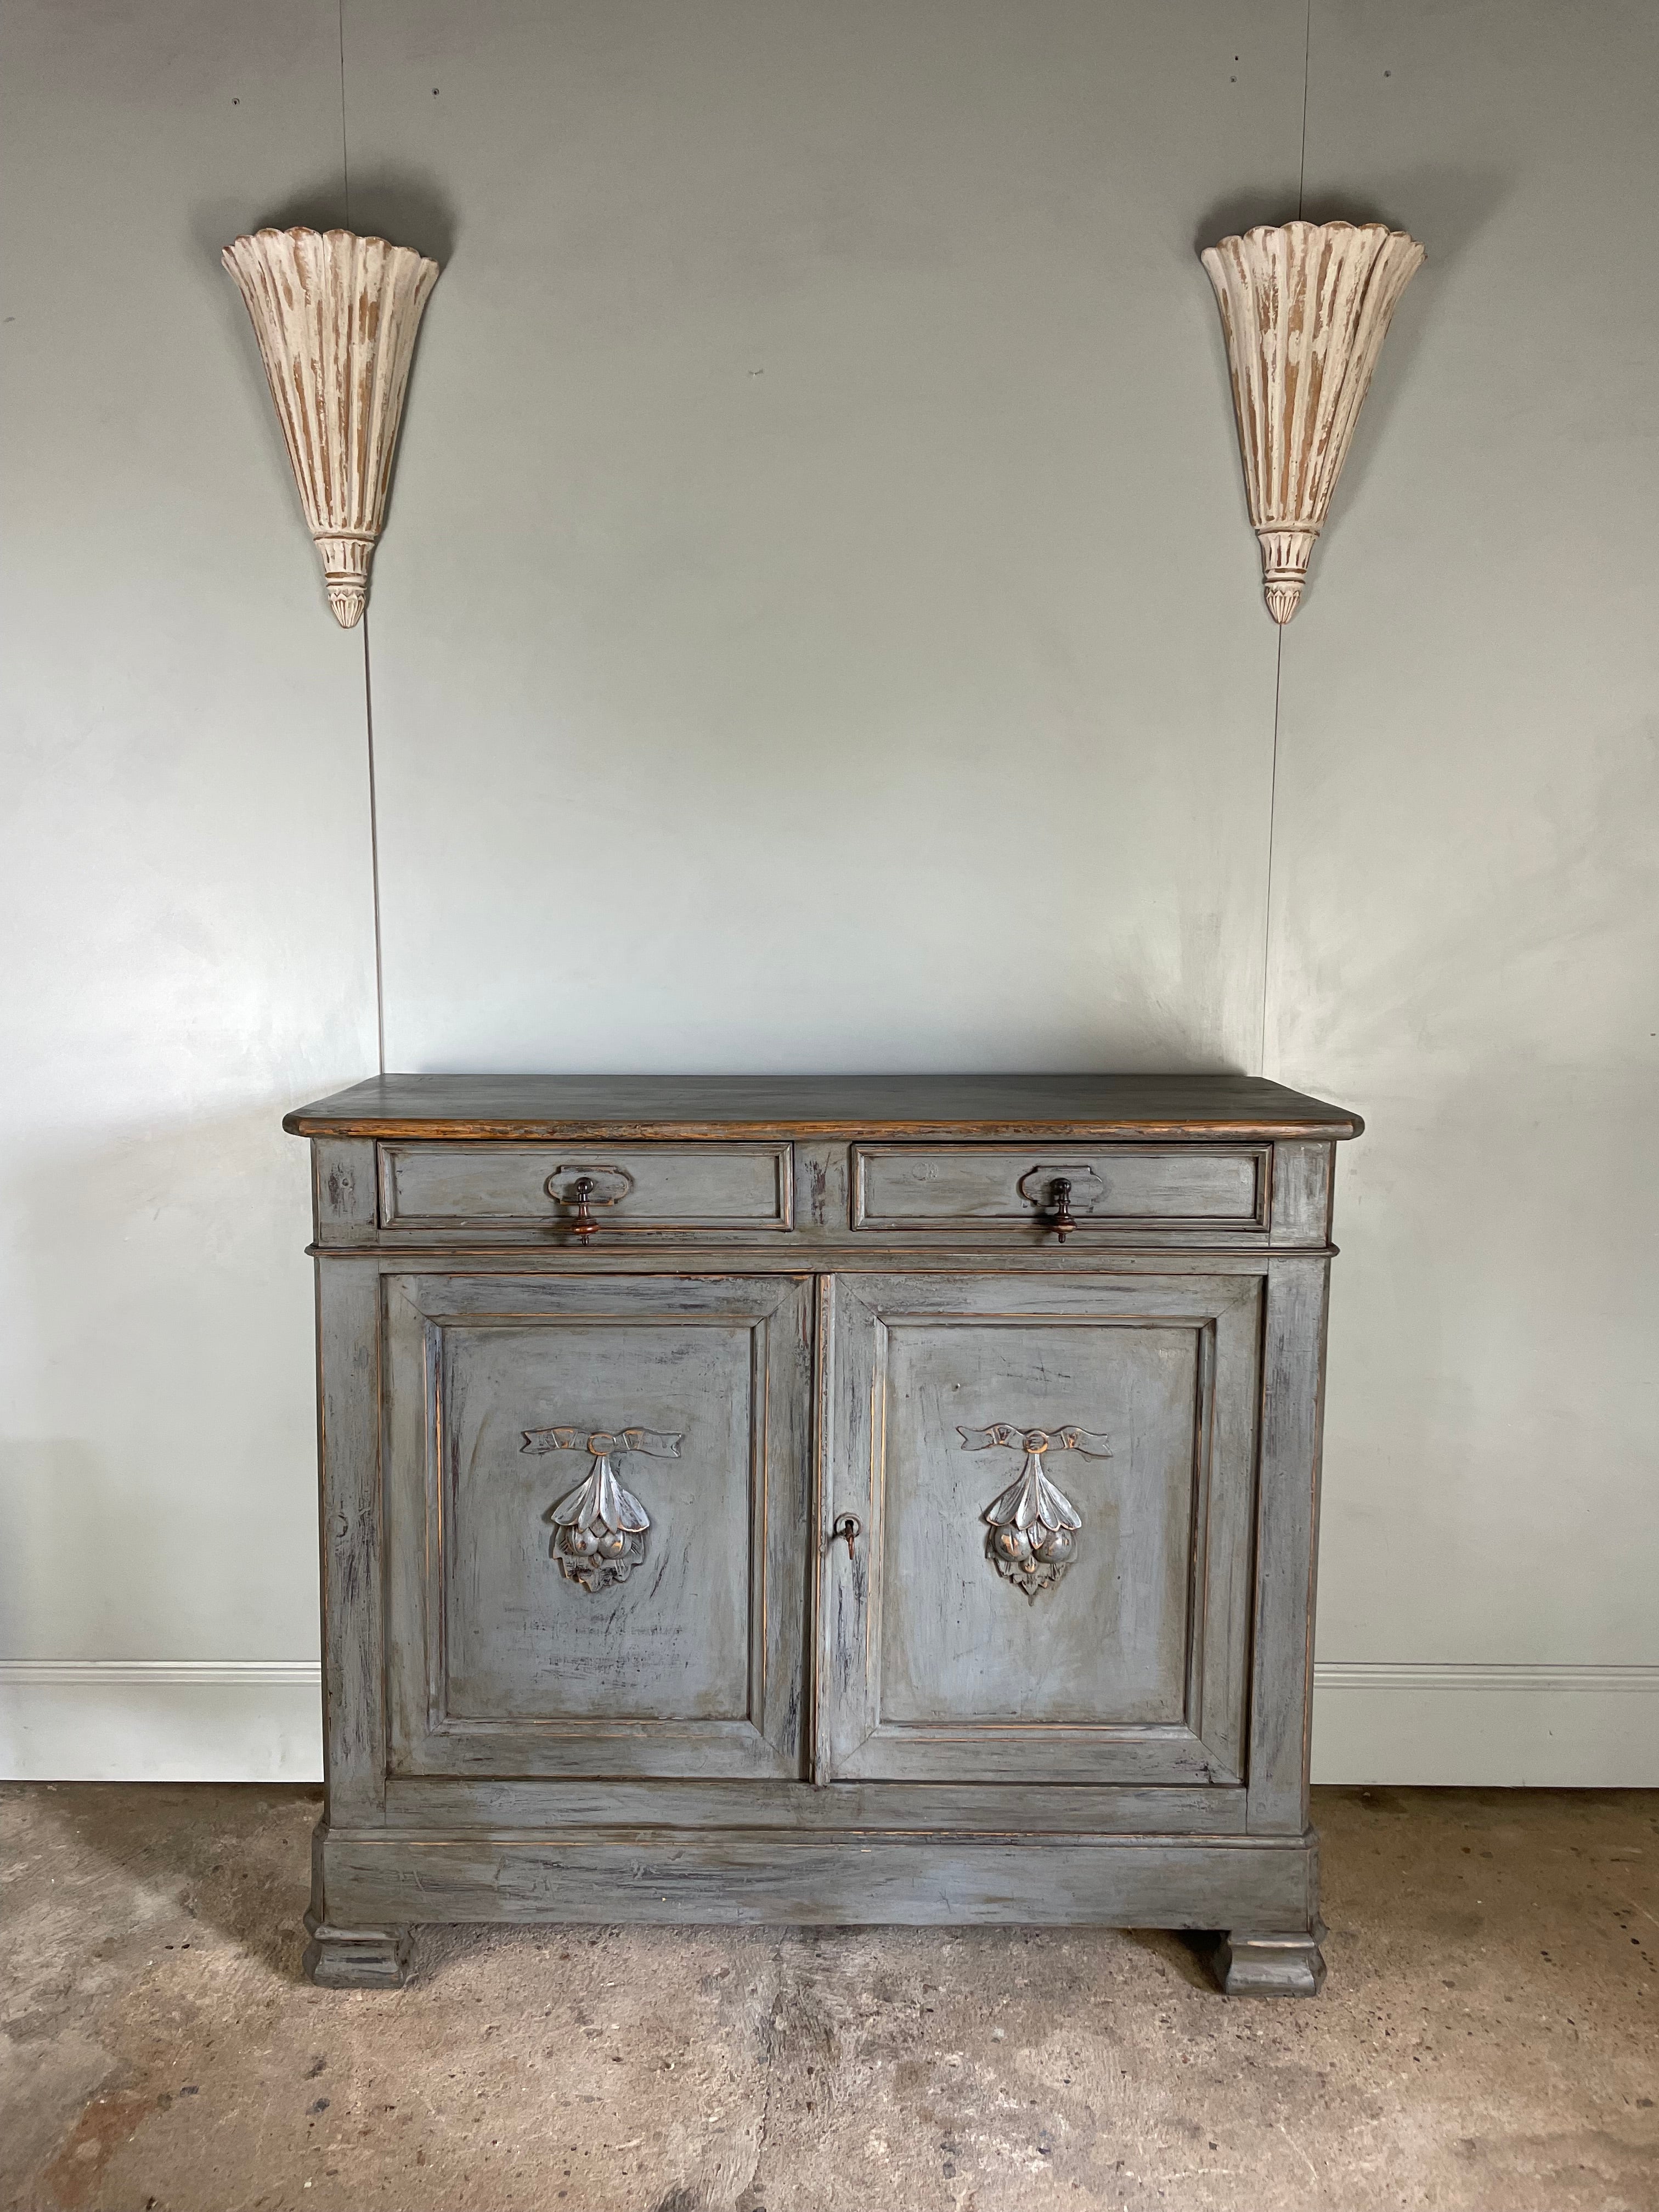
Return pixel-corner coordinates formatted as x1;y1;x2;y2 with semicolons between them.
191;168;459;265
1191;168;1506;264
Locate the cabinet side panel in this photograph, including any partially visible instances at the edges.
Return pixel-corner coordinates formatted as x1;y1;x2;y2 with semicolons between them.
1268;1143;1334;1247
317;1256;387;1823
312;1137;378;1245
1248;1258;1330;1833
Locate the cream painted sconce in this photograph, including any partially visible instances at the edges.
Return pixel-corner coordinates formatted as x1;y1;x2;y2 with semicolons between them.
222;228;440;628
1201;220;1425;623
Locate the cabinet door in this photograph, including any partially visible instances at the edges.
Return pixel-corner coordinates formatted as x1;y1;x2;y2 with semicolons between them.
819;1274;1260;1785
385;1273;811;1780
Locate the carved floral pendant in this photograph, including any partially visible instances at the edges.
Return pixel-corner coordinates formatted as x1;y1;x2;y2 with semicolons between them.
959;1423;1112;1598
520;1426;682;1592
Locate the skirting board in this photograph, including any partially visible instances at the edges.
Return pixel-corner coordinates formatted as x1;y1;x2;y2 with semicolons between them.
0;1662;322;1783
1309;1663;1659;1787
1;1661;1655;1786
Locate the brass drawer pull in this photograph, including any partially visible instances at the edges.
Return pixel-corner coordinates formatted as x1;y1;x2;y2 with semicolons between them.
1048;1177;1076;1243
544;1165;633;1243
570;1175;600;1243
831;1513;861;1560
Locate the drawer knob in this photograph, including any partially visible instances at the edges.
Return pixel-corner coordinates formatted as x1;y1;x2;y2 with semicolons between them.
1048;1177;1077;1243
831;1513;861;1560
569;1175;600;1243
544;1167;633;1243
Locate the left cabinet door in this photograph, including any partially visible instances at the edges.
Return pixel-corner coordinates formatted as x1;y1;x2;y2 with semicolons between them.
383;1273;812;1780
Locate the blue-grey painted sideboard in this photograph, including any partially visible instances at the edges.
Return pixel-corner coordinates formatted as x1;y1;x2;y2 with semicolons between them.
284;1074;1360;1995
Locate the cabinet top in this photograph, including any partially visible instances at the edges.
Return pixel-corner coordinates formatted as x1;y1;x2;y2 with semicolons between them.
284;1073;1362;1143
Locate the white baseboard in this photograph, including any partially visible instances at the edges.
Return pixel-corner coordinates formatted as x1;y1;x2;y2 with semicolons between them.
1310;1662;1659;1786
2;1660;1654;1786
0;1661;323;1782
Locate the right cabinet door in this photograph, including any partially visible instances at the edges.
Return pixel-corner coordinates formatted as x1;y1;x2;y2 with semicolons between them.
819;1272;1261;1785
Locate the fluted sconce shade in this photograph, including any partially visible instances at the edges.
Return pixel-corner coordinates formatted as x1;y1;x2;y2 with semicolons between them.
1201;220;1424;623
222;228;440;628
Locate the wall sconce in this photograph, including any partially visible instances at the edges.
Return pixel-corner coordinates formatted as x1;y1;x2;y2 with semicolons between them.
222;228;440;628
1201;221;1424;623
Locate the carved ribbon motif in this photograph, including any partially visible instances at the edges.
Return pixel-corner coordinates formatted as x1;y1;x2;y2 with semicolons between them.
959;1424;1112;1598
520;1426;682;1592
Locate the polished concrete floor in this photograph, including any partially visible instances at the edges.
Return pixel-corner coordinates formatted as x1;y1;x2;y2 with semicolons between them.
2;1785;1655;2212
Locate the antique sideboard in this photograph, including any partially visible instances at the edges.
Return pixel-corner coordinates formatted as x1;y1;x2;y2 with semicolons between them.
284;1073;1359;1994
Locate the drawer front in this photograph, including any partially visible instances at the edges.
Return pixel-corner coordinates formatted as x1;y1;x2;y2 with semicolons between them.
850;1144;1268;1232
379;1143;793;1232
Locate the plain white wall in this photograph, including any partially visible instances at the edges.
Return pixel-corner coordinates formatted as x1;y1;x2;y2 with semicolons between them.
2;0;1654;1781
1277;0;1659;1776
359;0;1302;1075
1;0;379;1774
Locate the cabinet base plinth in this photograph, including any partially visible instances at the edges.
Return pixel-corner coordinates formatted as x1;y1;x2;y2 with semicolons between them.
1216;1928;1327;1997
302;1911;409;1989
309;1825;1321;1968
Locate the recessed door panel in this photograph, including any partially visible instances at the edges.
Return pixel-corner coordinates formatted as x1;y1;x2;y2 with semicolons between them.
441;1321;753;1724
820;1274;1260;1785
385;1273;811;1780
878;1322;1198;1728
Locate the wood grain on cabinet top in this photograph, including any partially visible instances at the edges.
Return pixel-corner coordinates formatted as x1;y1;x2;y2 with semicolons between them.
284;1073;1362;1143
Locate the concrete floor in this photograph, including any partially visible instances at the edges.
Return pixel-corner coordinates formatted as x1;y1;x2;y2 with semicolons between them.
1;1787;1654;2212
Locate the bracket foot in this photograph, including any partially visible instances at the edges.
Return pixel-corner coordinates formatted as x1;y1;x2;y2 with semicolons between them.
1216;1928;1326;1997
303;1911;409;1989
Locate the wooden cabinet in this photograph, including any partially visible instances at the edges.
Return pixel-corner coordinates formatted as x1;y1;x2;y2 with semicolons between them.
287;1074;1359;1996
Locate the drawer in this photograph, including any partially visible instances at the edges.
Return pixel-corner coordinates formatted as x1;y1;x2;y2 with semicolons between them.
850;1144;1268;1232
377;1143;794;1232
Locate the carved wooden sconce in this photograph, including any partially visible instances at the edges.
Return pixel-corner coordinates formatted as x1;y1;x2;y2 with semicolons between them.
222;228;440;628
1201;220;1425;623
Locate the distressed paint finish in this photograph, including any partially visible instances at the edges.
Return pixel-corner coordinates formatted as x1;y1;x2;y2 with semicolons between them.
381;1272;813;1782
1217;1927;1329;1996
295;1075;1354;1993
1248;1257;1332;1836
222;228;439;625
373;1776;1248;1834
377;1140;793;1232
316;1831;1321;1933
1201;221;1425;622
1268;1141;1335;1248
851;1144;1267;1232
311;1136;377;1247
314;1256;386;1827
820;1273;1260;1785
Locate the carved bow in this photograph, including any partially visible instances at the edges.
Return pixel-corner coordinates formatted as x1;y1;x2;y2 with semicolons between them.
521;1426;682;1591
958;1424;1113;1459
959;1424;1112;1597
